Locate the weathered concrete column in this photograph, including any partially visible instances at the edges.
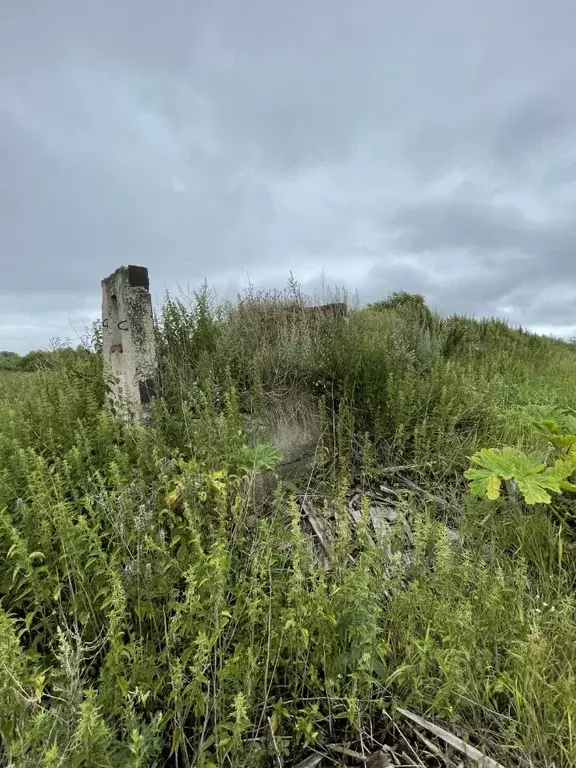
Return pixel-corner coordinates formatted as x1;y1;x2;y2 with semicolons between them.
101;265;157;424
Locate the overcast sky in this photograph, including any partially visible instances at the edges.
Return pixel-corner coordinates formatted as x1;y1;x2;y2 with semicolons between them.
2;1;576;351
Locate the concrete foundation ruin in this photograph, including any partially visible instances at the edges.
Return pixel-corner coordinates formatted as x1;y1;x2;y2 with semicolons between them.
101;265;157;424
100;265;348;425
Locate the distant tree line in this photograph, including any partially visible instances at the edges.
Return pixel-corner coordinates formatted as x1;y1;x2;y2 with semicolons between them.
0;350;22;371
0;346;100;372
0;349;44;372
0;322;103;373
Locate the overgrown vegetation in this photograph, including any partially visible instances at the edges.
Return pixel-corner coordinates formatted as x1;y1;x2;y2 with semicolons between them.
1;285;576;767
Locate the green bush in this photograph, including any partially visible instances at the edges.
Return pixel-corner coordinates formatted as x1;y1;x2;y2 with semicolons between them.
0;350;22;371
368;291;436;333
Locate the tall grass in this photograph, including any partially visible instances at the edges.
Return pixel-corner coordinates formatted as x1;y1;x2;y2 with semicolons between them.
1;285;576;766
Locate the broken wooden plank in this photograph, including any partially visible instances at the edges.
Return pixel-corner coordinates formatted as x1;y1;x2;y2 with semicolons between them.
348;505;376;546
369;504;398;538
410;725;458;767
395;476;461;513
301;499;332;557
396;708;506;768
369;506;388;539
378;483;403;497
293;753;324;768
327;742;367;761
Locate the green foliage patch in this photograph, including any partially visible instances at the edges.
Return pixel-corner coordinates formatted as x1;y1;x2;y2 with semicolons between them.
1;287;576;766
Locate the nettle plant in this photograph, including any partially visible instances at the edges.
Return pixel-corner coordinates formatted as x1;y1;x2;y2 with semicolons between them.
166;443;284;508
465;406;576;505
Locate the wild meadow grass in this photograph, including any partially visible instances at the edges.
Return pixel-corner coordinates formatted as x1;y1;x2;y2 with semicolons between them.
1;287;576;766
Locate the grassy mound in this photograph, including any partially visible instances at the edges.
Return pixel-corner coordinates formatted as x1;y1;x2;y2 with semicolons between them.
1;285;575;767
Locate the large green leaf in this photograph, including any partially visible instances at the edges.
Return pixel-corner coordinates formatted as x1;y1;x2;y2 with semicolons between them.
466;447;546;479
548;434;576;450
544;456;576;494
515;474;559;505
545;456;576;482
464;467;502;500
464;446;576;505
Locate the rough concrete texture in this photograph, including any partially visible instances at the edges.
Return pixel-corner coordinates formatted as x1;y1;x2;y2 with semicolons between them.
101;265;157;424
238;300;348;328
244;395;322;508
307;302;348;322
244;393;321;479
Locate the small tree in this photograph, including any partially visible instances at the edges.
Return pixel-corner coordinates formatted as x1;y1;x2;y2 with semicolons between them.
367;292;435;332
0;351;22;372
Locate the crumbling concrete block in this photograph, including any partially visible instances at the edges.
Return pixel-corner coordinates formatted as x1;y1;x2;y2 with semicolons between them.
308;302;348;322
101;265;157;424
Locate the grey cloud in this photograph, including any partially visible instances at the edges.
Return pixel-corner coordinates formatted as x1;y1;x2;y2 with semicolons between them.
494;88;576;165
543;160;576;187
389;200;537;255
389;196;576;275
2;0;576;350
384;194;576;327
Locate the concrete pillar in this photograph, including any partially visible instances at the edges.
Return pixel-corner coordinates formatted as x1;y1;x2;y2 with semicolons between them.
101;265;157;424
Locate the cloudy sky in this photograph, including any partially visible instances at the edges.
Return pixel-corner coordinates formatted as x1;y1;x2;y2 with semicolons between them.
2;1;576;351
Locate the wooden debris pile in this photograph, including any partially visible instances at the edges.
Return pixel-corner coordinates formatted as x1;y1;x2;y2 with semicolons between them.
299;469;463;568
300;478;414;567
291;707;507;768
